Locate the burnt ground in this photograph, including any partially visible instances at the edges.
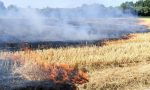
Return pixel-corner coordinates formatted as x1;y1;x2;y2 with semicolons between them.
12;81;78;90
1;80;78;90
0;59;78;90
0;27;149;51
0;40;104;51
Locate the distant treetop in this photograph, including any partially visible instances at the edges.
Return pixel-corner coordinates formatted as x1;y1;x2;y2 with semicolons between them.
120;0;150;16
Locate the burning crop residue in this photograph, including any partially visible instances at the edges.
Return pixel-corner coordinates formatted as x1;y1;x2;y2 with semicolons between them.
0;52;89;90
0;1;149;90
14;62;89;85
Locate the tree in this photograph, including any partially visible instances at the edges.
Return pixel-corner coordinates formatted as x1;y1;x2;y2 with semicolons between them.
0;1;6;16
120;0;150;16
121;1;134;10
0;1;5;10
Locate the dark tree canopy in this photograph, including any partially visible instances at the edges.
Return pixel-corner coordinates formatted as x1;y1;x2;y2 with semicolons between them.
120;0;150;16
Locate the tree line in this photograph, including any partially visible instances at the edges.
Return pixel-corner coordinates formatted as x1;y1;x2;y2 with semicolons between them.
120;0;150;16
0;0;131;18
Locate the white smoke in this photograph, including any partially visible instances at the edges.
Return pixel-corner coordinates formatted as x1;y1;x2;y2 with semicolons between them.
0;3;148;42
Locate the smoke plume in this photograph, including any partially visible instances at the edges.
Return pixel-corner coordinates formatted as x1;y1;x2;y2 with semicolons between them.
0;2;148;42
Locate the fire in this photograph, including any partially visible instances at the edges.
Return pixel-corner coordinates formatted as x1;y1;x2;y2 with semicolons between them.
6;51;89;85
44;64;89;84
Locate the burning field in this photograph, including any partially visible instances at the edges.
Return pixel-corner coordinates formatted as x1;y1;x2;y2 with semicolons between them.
0;18;150;90
0;52;89;90
0;19;150;90
0;2;150;90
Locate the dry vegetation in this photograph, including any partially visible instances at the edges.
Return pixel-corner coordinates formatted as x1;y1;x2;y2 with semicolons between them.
0;18;150;90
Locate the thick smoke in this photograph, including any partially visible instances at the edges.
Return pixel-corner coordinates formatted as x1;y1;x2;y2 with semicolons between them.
0;2;148;42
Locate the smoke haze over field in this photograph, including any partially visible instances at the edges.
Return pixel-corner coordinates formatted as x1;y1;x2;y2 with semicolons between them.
0;1;148;42
0;0;139;8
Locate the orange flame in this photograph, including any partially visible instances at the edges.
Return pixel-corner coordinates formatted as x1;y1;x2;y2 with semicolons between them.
7;51;89;85
46;64;89;84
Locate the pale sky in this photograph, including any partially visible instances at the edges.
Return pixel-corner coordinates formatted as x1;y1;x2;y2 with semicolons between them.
1;0;139;8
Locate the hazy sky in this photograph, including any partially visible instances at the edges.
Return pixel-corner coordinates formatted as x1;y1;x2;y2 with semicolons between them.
1;0;139;8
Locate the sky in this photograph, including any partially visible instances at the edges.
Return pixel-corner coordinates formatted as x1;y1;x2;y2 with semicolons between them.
0;0;139;8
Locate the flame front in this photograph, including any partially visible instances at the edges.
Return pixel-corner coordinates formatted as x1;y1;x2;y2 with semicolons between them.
44;64;89;84
5;51;89;85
